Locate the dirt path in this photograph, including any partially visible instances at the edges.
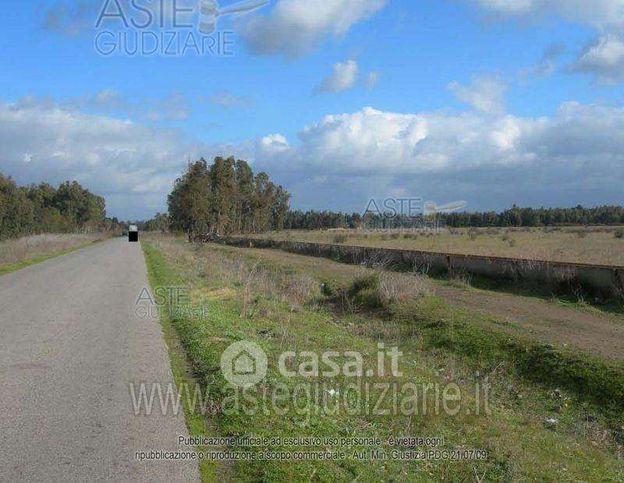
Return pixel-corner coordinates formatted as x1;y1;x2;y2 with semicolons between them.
435;285;624;362
215;243;624;362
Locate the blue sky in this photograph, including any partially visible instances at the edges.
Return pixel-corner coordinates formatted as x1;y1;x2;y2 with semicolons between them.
1;0;623;219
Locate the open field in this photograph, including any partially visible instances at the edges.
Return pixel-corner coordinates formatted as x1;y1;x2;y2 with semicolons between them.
142;234;624;481
251;226;624;266
0;233;109;275
210;242;624;361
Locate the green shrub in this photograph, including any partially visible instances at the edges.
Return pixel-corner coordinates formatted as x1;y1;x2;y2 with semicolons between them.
320;279;338;297
348;273;380;297
353;288;385;309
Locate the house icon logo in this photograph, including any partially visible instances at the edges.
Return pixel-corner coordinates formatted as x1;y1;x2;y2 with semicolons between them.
220;341;268;387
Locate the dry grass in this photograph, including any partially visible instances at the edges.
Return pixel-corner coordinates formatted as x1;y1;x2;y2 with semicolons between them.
378;271;433;304
148;237;322;314
253;226;624;266
0;233;105;267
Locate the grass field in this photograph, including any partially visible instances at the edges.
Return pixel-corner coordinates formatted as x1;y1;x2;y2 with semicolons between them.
143;235;624;482
251;226;624;266
0;233;108;275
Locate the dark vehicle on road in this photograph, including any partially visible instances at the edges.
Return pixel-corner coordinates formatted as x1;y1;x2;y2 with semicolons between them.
128;225;138;242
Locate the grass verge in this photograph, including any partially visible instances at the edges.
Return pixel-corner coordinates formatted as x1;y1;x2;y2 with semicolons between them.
141;236;624;481
142;241;231;482
0;239;105;276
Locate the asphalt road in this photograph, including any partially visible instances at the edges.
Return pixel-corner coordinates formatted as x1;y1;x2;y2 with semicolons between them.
0;238;199;482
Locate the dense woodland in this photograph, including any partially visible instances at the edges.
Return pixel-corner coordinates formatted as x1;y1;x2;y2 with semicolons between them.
0;173;116;241
167;157;290;239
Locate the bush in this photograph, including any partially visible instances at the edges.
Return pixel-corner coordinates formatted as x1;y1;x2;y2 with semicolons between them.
320;279;337;297
345;272;432;310
349;273;380;297
615;229;624;239
332;234;348;244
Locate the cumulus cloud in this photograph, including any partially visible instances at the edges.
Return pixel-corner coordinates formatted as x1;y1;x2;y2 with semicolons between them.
252;103;624;210
240;0;387;57
259;133;290;152
448;76;507;114
0;98;247;218
315;60;359;94
3;96;623;219
571;35;624;83
471;0;624;83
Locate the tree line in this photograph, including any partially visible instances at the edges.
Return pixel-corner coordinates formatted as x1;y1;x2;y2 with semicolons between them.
283;205;624;231
0;173;113;241
168;157;290;239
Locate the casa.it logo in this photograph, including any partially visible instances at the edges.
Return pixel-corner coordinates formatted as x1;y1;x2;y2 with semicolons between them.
220;341;268;388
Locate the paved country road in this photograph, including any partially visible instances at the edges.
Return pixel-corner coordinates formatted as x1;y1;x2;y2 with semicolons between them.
0;238;199;482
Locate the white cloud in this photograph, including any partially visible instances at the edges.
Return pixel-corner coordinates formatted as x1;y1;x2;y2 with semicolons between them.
259;133;290;153
252;103;624;210
448;76;507;114
66;90;192;121
472;0;624;28
0;98;243;219
207;91;255;109
241;0;387;57
315;60;359;94
531;43;567;77
41;0;198;35
571;35;624;83
471;1;624;83
4;96;624;219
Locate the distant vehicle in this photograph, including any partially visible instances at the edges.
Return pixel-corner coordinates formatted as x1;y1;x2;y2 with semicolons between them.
128;225;139;242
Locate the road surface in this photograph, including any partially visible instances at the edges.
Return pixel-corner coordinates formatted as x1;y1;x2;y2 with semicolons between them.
0;238;199;482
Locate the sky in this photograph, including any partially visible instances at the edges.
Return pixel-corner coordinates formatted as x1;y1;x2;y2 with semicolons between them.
0;0;623;219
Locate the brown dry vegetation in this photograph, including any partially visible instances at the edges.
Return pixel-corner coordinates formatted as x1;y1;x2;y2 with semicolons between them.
0;233;107;267
252;226;624;266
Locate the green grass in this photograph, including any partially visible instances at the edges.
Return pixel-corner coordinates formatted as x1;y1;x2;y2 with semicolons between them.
391;298;624;421
0;239;104;276
141;237;624;482
142;242;228;483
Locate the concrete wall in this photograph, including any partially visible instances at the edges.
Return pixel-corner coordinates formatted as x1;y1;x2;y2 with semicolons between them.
221;237;624;300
